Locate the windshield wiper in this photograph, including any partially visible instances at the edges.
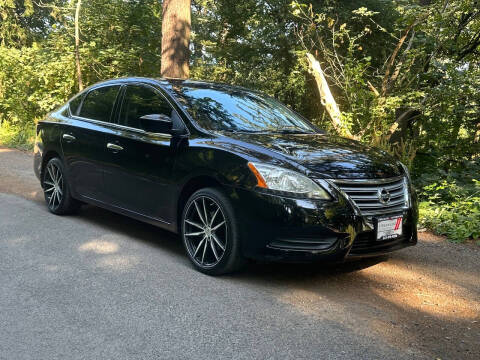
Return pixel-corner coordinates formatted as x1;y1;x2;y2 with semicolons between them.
221;129;266;134
274;128;315;134
221;128;314;134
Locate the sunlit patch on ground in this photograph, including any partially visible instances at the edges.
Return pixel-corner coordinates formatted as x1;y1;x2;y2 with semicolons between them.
77;236;139;270
29;190;40;198
362;261;479;320
96;254;139;271
275;245;480;359
44;264;60;272
5;236;29;246
78;239;119;254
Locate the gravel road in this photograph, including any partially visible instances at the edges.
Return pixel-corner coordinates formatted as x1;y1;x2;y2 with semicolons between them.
0;147;479;359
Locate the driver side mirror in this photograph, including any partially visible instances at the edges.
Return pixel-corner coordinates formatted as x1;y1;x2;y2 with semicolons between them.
139;114;173;134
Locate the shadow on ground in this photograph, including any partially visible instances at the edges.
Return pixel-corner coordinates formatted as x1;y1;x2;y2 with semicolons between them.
73;202;480;360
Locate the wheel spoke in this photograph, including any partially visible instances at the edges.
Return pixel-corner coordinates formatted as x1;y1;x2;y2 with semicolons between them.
202;197;209;225
212;221;225;231
193;237;206;258
209;207;220;226
185;219;204;230
185;230;205;237
47;165;55;182
48;190;55;206
194;200;207;225
211;233;225;251
54;190;59;206
53;165;59;182
44;186;55;193
210;240;219;261
201;237;208;264
44;181;54;187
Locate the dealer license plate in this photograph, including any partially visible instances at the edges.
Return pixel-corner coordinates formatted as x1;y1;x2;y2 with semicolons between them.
376;217;403;241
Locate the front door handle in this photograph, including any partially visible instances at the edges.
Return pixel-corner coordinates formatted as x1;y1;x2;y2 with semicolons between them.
62;133;76;142
107;143;124;151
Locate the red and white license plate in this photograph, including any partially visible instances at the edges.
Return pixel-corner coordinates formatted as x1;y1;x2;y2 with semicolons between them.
376;217;403;241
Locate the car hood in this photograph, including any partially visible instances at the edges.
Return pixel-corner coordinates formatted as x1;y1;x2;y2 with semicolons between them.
222;132;403;179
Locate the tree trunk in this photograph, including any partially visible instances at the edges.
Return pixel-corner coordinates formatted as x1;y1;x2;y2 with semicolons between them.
161;0;191;79
74;0;83;91
474;122;480;143
381;21;416;96
306;53;356;140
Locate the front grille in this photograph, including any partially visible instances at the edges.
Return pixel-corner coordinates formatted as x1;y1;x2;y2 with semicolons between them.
331;176;407;216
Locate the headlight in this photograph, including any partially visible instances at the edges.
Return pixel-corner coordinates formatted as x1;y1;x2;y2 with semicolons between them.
398;161;411;180
247;162;331;200
398;162;412;208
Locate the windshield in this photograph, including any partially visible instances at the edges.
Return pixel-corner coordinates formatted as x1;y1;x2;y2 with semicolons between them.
172;85;316;134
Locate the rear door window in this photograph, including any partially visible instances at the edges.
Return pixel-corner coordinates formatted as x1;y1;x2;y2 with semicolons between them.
79;85;120;123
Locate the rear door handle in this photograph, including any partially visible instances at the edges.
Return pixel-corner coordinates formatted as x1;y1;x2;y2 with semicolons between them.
107;143;124;151
62;133;76;142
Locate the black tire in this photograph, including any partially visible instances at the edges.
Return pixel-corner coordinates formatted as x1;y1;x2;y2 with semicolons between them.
42;157;80;215
181;187;245;275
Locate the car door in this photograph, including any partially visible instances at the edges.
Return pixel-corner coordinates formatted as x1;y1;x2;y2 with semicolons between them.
61;84;121;201
103;83;185;222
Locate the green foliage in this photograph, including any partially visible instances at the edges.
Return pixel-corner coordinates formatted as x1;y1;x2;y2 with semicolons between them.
415;163;480;242
0;42;75;149
0;120;35;150
190;0;322;121
0;0;162;149
73;0;163;83
0;0;58;47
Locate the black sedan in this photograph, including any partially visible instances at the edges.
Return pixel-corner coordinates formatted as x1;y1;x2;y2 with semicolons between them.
34;77;417;275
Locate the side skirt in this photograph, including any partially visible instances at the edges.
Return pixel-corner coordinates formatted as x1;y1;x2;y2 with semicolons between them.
77;194;178;234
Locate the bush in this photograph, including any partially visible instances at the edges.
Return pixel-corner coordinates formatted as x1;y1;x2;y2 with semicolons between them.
0;44;75;150
0;122;35;150
415;163;480;242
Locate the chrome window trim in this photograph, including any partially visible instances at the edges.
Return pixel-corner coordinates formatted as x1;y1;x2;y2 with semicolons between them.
71;115;172;140
63;79;189;137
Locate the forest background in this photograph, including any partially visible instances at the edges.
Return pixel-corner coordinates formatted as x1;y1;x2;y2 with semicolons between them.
0;0;479;242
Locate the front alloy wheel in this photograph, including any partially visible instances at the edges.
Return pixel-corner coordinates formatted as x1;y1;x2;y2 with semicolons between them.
181;188;244;275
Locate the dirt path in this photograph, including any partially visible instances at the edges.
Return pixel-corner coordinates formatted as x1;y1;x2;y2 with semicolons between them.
1;146;479;359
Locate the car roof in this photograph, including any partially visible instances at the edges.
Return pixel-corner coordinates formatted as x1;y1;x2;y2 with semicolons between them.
88;77;261;95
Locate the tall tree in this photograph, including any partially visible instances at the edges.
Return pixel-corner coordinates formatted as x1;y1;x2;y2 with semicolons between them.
161;0;191;78
74;0;83;91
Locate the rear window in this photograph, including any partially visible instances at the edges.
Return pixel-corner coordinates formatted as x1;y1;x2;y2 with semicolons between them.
69;95;82;116
79;85;120;122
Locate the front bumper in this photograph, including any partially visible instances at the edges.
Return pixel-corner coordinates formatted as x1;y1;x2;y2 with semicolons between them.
226;187;418;262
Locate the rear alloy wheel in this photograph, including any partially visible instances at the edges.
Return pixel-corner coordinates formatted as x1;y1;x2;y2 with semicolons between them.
42;158;79;215
182;188;244;275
